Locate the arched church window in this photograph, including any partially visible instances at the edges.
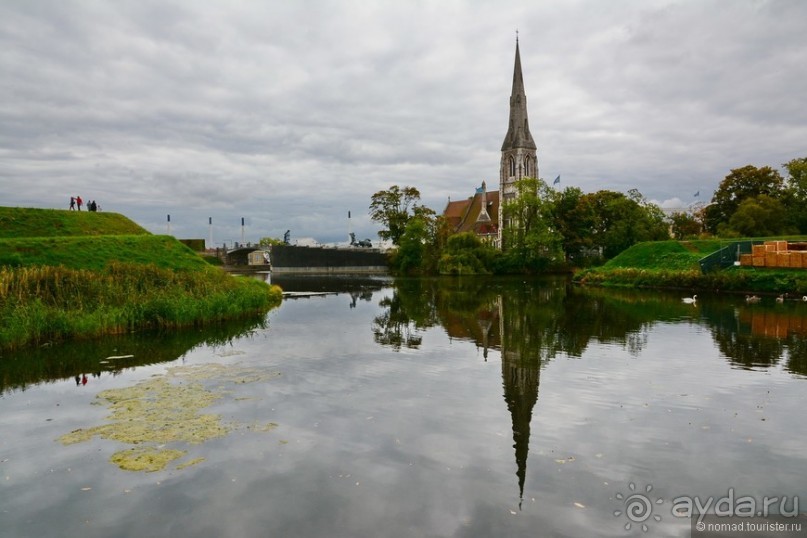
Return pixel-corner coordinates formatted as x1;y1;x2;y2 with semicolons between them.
524;156;531;176
509;156;516;177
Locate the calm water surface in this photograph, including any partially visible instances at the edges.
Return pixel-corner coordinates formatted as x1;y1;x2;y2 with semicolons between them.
1;276;806;538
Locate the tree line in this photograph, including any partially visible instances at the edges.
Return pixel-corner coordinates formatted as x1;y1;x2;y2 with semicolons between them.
369;156;807;275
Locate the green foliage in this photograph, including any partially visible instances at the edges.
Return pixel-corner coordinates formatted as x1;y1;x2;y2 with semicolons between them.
0;235;208;272
0;207;149;238
551;186;596;263
718;194;796;237
577;236;807;294
369;185;429;245
437;232;496;275
0;262;282;350
389;208;441;275
396;218;428;274
582;189;669;259
575;265;807;295
783;157;807;233
179;239;206;252
669;211;702;239
0;207;282;350
258;237;284;247
705;165;785;233
501;177;564;271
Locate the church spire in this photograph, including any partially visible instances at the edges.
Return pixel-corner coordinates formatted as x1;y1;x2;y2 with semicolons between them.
501;37;536;152
498;36;539;247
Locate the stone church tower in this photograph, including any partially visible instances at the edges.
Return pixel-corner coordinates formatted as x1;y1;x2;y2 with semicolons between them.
499;37;538;245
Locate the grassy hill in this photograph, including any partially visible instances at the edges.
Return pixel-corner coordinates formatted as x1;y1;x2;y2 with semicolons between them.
602;237;807;272
0;207;149;239
0;235;208;271
0;207;281;351
600;240;722;271
576;238;807;294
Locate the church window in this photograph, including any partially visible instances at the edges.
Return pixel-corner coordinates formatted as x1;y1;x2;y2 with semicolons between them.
509;156;516;177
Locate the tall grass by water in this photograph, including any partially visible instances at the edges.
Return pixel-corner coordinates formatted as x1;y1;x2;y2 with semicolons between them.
0;262;282;351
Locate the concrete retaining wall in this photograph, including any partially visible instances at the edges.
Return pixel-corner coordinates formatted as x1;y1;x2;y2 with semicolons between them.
268;245;388;274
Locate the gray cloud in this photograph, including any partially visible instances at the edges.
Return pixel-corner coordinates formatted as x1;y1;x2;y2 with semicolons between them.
1;0;805;243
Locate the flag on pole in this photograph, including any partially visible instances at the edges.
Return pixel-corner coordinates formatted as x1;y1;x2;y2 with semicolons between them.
553;175;561;185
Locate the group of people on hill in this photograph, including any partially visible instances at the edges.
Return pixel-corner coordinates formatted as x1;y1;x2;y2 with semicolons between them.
69;196;100;212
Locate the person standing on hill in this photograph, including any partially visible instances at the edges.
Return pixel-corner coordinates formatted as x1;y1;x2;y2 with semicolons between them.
76;195;82;211
69;196;75;210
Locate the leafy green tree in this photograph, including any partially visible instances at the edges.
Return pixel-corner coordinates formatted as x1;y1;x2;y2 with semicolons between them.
396;218;428;274
584;189;669;258
704;165;785;234
258;237;284;247
369;185;427;245
669;212;701;239
718;194;796;237
551;186;596;263
500;177;563;271
392;206;439;275
782;157;807;233
437;232;497;275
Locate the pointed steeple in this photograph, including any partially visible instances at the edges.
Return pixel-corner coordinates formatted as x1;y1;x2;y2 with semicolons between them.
501;37;536;152
498;35;539;247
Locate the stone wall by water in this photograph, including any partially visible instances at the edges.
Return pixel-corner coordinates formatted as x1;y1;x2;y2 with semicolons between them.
269;245;388;274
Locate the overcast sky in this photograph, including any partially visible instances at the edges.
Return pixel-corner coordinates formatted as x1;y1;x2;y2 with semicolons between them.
1;0;805;245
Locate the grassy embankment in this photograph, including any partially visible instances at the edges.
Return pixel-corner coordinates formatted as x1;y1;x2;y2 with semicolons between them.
0;207;282;351
574;238;807;295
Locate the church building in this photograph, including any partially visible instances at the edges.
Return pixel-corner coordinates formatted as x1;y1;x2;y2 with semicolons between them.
442;38;538;248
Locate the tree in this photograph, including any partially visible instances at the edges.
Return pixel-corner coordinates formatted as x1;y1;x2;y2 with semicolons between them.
396;217;429;274
705;165;785;234
391;206;439;274
668;212;701;239
258;237;284;247
782;157;807;233
500;177;563;270
784;157;807;197
551;186;596;263
583;189;669;258
369;185;427;245
718;194;795;237
437;232;497;275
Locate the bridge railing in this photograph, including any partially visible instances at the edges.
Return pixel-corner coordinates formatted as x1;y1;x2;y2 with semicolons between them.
698;240;762;273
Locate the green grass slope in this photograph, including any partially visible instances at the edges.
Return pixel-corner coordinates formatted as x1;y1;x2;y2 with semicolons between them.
602;240;719;271
0;207;148;239
0;235;208;271
576;238;807;294
0;207;207;271
0;207;282;350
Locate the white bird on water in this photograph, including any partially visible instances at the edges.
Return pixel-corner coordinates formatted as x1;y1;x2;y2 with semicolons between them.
682;294;697;304
745;295;761;304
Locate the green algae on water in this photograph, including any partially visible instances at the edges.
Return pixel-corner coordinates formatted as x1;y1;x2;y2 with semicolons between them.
57;363;280;472
111;447;187;473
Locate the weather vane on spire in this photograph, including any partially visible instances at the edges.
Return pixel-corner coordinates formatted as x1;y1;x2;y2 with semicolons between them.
516;28;519;42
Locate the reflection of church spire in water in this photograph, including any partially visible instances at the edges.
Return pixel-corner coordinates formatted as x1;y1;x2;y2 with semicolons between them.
502;349;541;508
477;316;493;361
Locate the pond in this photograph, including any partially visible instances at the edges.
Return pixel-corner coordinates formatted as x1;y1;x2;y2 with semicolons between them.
1;275;806;537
